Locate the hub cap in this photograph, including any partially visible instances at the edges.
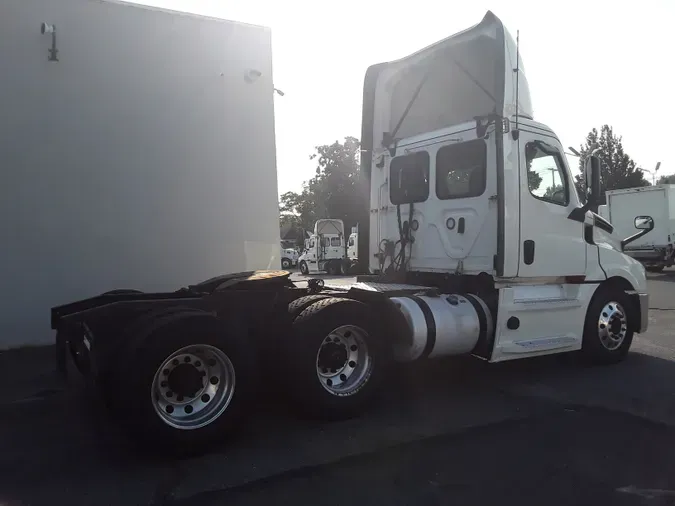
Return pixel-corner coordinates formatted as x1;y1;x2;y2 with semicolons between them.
316;325;372;396
151;344;235;430
597;301;628;351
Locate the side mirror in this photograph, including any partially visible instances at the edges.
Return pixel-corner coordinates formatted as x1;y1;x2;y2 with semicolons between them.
621;215;654;250
634;216;654;230
584;155;602;210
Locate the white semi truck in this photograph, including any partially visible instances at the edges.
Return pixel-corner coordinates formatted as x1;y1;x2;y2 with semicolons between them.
53;11;651;457
280;244;299;269
347;226;359;267
298;219;347;275
603;185;675;272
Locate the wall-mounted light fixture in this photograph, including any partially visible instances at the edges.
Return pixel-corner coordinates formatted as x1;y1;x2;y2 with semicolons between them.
40;22;58;62
244;69;284;96
244;69;262;84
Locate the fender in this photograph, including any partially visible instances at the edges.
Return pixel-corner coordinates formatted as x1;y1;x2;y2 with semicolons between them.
597;242;647;293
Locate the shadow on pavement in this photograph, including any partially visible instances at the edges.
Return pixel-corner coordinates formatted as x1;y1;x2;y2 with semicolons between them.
3;348;675;505
180;408;675;506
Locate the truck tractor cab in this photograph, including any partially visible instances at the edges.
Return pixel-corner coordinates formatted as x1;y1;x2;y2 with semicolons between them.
357;10;650;362
298;219;346;275
280;245;299;269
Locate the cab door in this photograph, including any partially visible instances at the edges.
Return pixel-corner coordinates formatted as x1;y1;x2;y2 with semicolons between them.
307;236;318;272
517;132;586;277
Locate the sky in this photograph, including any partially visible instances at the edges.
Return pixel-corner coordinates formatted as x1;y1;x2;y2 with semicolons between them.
133;0;674;194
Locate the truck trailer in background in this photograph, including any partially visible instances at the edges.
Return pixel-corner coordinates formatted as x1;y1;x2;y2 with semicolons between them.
0;0;280;349
604;185;675;272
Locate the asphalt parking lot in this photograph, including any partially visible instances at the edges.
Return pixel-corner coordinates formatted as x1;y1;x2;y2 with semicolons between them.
2;270;675;506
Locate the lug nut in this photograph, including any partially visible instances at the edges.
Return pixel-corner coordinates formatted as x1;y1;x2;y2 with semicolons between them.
184;405;193;414
166;405;174;414
210;376;219;385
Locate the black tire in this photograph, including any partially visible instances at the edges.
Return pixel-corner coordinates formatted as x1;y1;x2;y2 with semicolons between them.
646;265;665;273
581;286;634;365
299;261;309;275
281;258;292;269
288;294;331;320
285;297;390;420
109;310;257;456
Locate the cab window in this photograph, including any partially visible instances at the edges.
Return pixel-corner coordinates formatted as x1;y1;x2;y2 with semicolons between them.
348;236;355;247
525;141;569;206
330;237;341;247
309;238;315;248
390;151;430;205
435;140;486;199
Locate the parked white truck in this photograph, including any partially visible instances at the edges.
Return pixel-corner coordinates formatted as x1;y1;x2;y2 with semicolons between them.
603;185;675;272
53;11;651;457
280;244;299;269
347;226;359;267
298;219;347;275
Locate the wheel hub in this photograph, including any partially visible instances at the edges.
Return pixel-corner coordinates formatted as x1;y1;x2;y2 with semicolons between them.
597;301;627;351
318;342;348;371
315;325;373;397
167;363;204;397
151;345;236;430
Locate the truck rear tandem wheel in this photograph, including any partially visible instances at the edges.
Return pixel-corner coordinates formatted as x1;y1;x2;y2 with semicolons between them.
106;308;257;455
283;297;391;420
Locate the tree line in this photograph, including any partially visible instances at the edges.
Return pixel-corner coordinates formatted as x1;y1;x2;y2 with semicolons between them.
280;125;668;245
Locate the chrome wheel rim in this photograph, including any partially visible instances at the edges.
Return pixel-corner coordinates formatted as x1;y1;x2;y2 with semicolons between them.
151;344;235;430
597;301;628;351
316;325;372;396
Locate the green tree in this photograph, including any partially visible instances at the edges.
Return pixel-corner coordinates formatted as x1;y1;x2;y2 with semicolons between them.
574;125;649;203
657;174;675;185
278;136;361;238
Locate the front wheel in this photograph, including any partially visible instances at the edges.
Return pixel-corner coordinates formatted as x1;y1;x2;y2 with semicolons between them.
299;261;309;275
581;287;634;364
281;258;292;269
284;297;390;420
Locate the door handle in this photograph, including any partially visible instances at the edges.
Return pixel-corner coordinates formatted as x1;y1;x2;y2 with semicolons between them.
523;240;535;265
